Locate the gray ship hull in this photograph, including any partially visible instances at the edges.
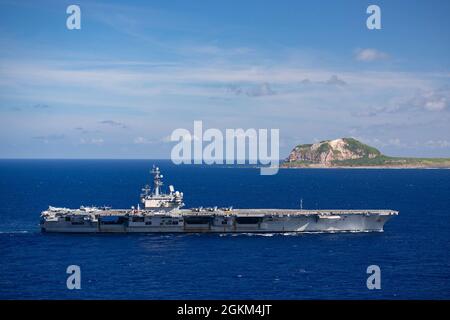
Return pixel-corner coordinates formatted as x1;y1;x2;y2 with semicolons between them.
40;209;397;233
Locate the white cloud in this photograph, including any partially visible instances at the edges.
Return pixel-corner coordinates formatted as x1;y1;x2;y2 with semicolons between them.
410;88;449;112
133;137;148;144
1;59;434;106
355;48;389;62
161;133;200;143
247;83;276;97
1;54;449;159
386;138;404;147
422;93;448;111
355;137;408;148
99;120;127;128
133;136;159;144
227;82;276;97
356;87;450;117
299;75;347;86
32;134;65;143
80;138;104;145
426;140;450;148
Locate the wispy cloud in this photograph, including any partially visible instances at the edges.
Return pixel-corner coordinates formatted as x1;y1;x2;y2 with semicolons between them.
32;134;65;143
426;140;450;148
33;103;50;109
410;88;449;112
80;138;104;145
0;59;438;107
356;87;450;117
226;82;276;97
301;75;347;86
99;120;128;128
324;75;347;86
358;137;450;150
1;1;449;159
355;48;389;62
133;136;165;144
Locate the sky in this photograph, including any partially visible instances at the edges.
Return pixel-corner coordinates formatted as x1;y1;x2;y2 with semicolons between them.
0;0;449;159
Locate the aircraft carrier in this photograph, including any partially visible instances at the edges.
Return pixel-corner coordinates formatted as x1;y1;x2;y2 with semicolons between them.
40;166;398;233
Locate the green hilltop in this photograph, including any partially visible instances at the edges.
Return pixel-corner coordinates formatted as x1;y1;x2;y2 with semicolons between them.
283;138;450;168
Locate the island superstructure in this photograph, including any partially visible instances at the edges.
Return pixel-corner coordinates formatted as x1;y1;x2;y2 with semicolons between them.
40;166;398;233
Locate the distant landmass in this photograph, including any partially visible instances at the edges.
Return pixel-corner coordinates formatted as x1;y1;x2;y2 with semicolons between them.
282;138;450;168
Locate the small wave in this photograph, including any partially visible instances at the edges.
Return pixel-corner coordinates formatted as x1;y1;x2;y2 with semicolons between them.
218;230;383;237
242;233;276;237
0;230;30;234
219;232;274;237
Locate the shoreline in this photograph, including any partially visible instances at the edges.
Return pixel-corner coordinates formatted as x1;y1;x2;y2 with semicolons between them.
279;165;450;169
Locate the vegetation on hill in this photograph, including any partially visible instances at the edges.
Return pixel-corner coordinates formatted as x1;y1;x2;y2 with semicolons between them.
342;138;381;157
283;138;450;168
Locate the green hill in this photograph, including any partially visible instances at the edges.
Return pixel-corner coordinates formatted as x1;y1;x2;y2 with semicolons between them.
283;138;450;168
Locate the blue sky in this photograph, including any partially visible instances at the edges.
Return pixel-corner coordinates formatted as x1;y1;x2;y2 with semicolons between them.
0;0;449;158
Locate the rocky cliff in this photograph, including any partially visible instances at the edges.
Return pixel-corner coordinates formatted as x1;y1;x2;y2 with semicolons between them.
285;138;381;166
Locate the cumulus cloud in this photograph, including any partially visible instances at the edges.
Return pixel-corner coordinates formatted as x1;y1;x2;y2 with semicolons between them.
299;75;347;86
408;88;449;112
418;91;448;111
356;87;450;117
355;48;389;62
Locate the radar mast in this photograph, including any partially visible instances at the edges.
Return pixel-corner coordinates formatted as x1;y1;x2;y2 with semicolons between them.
151;165;163;196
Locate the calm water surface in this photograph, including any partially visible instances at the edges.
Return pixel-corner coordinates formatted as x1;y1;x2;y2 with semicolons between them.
0;160;449;299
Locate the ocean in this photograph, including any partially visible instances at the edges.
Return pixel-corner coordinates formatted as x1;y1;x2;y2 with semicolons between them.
0;160;449;299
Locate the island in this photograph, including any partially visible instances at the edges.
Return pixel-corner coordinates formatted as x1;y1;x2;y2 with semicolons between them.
281;138;450;168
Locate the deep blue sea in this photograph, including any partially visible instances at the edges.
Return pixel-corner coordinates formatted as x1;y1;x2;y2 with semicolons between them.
0;160;449;299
